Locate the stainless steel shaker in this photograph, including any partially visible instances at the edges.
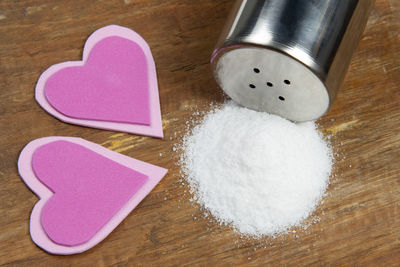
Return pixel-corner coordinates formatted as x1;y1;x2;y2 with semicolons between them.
211;0;374;121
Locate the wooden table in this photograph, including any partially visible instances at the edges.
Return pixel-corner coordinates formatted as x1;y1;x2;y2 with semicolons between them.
1;0;399;265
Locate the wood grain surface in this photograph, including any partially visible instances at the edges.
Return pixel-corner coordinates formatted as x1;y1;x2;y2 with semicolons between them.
0;0;399;266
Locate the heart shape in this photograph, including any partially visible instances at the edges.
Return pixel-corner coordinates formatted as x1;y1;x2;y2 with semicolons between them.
18;137;168;255
35;25;163;138
33;140;148;246
45;36;151;125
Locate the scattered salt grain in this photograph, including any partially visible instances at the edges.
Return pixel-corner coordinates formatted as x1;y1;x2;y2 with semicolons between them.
179;101;333;237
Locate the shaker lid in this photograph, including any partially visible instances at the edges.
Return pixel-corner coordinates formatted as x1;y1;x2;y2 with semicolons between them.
213;47;330;122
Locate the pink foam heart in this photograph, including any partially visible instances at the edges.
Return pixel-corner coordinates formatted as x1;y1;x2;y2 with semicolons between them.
18;137;168;255
35;25;163;138
32;140;148;246
45;36;151;125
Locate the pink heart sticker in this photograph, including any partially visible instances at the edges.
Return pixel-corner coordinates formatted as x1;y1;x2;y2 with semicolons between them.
35;25;163;138
18;137;168;255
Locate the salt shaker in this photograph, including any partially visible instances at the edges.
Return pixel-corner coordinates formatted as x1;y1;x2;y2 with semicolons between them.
212;0;374;121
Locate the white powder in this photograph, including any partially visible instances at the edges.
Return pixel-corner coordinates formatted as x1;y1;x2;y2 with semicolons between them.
179;101;332;237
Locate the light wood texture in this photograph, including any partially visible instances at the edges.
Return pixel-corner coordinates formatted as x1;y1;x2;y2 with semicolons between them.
0;0;399;266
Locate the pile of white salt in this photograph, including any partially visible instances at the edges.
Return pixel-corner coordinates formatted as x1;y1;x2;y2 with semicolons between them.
179;101;333;237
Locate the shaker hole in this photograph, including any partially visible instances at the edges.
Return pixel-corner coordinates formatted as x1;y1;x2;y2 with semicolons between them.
267;82;273;87
284;80;291;85
279;96;285;101
249;84;256;89
253;68;260;73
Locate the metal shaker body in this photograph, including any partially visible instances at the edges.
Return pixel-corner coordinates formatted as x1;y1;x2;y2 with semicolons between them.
212;0;374;121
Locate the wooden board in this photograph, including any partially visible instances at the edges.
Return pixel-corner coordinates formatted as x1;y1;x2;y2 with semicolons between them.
0;0;399;265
